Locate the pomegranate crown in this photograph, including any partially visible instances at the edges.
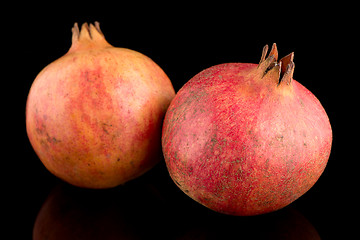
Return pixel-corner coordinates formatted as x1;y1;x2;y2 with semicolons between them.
258;43;295;87
68;21;111;53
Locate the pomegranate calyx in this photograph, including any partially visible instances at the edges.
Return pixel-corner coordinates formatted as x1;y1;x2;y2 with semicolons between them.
258;43;295;87
69;22;111;53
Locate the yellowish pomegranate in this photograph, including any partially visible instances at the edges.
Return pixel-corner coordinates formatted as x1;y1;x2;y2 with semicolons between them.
26;22;175;188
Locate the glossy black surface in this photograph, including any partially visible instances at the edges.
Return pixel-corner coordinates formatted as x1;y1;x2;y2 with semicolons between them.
7;3;356;239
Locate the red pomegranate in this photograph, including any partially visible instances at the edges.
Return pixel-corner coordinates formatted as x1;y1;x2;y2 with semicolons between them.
26;22;175;188
162;44;332;216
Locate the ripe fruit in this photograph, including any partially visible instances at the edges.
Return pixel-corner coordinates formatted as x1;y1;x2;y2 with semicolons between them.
26;22;175;188
162;44;332;215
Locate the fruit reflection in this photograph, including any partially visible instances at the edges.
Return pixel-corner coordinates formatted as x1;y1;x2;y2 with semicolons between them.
33;163;321;239
173;207;321;240
33;181;165;240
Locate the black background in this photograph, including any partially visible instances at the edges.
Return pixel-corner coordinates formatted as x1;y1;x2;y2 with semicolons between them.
5;2;357;239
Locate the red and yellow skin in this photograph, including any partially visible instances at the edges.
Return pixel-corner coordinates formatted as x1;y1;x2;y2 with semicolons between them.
26;22;175;188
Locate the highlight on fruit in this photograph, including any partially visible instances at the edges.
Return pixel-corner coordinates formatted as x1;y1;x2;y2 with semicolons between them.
26;22;175;188
162;43;332;216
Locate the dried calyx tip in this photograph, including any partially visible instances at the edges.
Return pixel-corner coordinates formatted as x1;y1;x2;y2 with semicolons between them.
72;22;80;40
280;57;295;86
260;44;269;63
94;21;102;34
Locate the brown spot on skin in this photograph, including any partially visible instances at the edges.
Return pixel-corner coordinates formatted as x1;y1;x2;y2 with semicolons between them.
276;135;284;141
102;123;113;135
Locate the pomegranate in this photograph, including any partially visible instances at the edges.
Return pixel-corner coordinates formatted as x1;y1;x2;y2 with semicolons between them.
26;22;175;188
162;44;332;216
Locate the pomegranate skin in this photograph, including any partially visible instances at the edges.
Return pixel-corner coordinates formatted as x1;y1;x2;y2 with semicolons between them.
26;22;175;188
162;44;332;216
